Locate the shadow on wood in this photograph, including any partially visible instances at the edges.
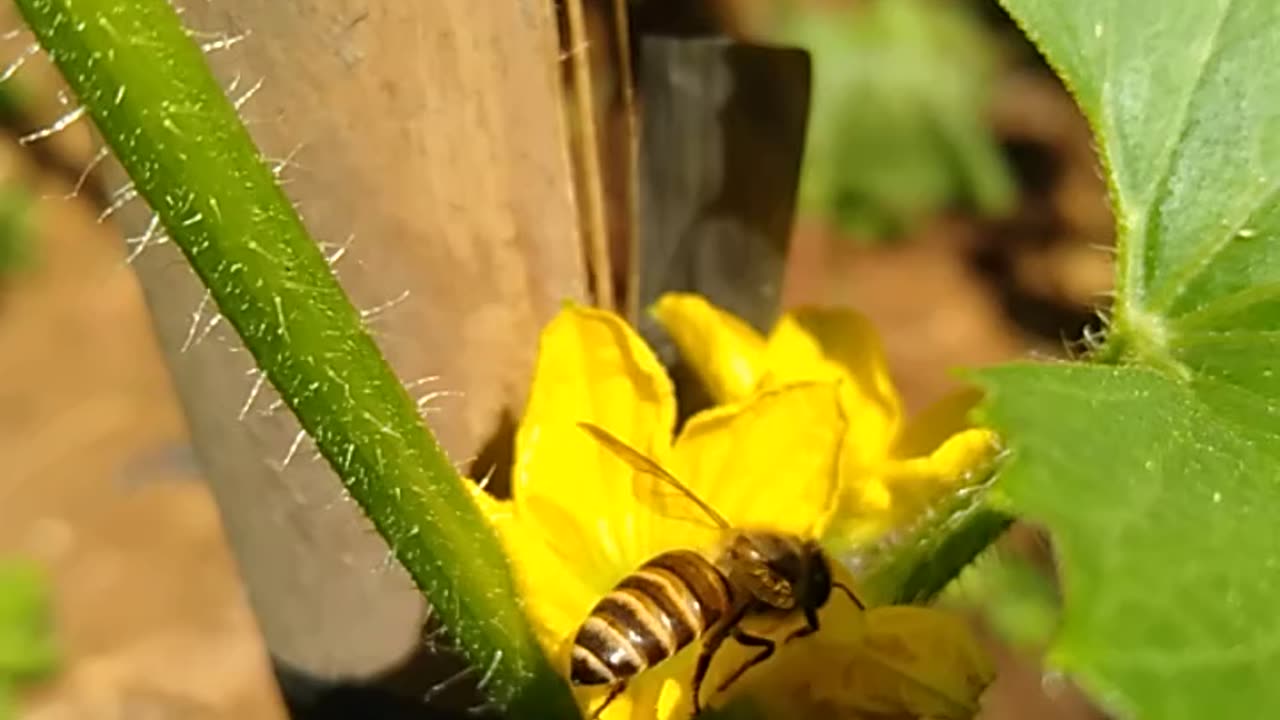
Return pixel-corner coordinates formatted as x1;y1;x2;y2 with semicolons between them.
632;36;811;423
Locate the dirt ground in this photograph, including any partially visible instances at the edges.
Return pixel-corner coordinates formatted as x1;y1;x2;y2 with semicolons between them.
0;82;288;719
0;5;1114;720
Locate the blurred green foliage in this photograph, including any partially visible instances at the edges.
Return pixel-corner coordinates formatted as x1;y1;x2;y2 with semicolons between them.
948;550;1058;650
778;0;1015;241
0;83;36;278
0;185;33;277
0;561;57;720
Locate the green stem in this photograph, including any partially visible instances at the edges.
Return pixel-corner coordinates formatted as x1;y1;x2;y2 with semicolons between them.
855;469;1012;606
12;1;576;714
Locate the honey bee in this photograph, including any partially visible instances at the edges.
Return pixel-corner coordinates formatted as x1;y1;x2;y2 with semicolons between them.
570;422;864;717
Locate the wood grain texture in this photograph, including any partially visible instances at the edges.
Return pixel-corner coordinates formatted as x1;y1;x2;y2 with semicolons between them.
104;0;583;691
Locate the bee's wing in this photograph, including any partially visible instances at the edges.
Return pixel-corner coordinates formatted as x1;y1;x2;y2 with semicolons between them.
577;422;731;531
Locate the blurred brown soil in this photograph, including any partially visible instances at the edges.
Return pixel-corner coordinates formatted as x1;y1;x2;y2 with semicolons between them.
0;59;287;719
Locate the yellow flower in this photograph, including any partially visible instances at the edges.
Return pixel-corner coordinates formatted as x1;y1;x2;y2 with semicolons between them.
652;293;1000;550
471;303;993;719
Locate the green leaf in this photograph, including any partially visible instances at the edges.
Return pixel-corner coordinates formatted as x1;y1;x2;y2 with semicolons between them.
0;561;56;680
11;1;575;714
979;0;1280;717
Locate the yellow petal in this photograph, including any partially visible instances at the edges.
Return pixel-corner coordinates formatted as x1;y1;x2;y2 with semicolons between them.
466;486;598;664
720;559;990;720
879;429;1001;513
571;678;645;720
763;309;903;466
828;428;1001;547
826;464;898;548
513;304;678;590
751;605;993;719
692;563;990;720
668;381;846;539
892;386;985;459
651;293;768;404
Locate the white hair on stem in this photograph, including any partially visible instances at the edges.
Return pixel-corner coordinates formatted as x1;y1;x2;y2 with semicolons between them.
0;43;37;83
124;214;167;263
19;104;86;145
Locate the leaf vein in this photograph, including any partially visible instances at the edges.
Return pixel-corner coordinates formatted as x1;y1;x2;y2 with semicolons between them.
1129;0;1234;304
1174;327;1280;345
1154;182;1280;314
1172;281;1280;331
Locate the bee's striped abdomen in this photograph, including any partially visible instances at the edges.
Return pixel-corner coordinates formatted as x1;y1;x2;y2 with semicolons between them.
570;549;733;687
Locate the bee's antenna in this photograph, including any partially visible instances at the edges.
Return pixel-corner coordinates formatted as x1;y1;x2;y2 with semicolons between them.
834;581;866;611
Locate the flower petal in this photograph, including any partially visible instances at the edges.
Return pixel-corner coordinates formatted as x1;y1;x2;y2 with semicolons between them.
466;487;597;663
879;428;1001;513
746;605;994;719
669;382;846;539
763;309;903;465
720;562;990;719
830;427;1001;546
826;465;897;548
892;386;986;459
651;293;769;404
513;304;678;588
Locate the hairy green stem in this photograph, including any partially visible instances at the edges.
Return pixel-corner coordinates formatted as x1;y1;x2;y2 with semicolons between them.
854;467;1011;606
12;0;576;714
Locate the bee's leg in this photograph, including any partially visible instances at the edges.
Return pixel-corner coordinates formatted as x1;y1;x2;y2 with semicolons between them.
691;622;735;715
589;681;627;719
784;604;821;644
714;627;775;694
692;604;751;715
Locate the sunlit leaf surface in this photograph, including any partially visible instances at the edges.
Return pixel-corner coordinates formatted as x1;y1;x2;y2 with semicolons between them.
981;1;1280;717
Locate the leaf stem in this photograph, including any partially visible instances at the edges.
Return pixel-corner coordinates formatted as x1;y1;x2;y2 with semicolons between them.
12;0;576;714
854;471;1012;606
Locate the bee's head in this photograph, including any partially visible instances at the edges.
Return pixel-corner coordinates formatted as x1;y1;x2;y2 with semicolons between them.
800;540;834;611
725;533;833;610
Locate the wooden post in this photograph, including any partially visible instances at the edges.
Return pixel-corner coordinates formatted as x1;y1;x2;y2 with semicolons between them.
101;3;583;715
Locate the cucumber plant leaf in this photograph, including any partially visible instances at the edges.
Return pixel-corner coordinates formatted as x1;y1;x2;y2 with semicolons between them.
978;1;1280;718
